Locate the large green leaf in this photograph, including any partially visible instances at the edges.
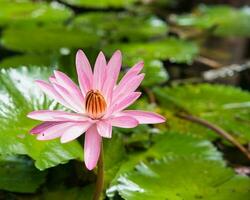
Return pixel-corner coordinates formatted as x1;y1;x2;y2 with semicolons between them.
0;66;83;170
105;38;199;64
154;84;250;143
73;12;168;42
0;0;73;26
161;110;218;141
60;0;137;8
0;155;46;193
141;60;169;87
103;134;126;187
118;157;250;200
107;132;223;197
0;54;58;68
1;25;99;53
172;5;250;37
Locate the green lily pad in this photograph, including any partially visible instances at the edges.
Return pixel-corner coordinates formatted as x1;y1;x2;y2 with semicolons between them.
0;54;58;68
1;25;99;53
0;66;83;170
60;0;137;8
172;5;250;37
118;157;250;200
0;155;46;193
73;12;168;41
105;37;199;64
104;133;126;186
0;0;73;26
141;60;169;87
154;84;250;143
107;132;223;197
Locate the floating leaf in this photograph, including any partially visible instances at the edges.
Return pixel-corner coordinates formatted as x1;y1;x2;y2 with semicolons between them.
73;12;168;41
0;155;46;193
154;84;250;143
104;134;126;186
0;0;73;26
114;132;223;174
1;25;99;53
60;0;137;8
118;157;250;200
161;110;218;141
0;54;57;68
141;60;169;87
107;132;223;197
0;66;83;170
105;37;199;64
172;5;250;37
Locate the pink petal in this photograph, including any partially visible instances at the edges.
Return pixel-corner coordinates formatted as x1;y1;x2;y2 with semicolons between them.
52;83;84;113
60;122;92;143
96;120;112;138
30;122;59;134
111;92;141;114
27;110;88;121
93;52;107;90
84;125;102;170
37;122;75;140
112;74;144;103
107;50;122;84
117;61;144;90
122;110;166;124
102;77;115;106
53;70;84;106
102;50;122;103
110;116;138;128
49;75;57;84
35;80;76;112
76;50;93;96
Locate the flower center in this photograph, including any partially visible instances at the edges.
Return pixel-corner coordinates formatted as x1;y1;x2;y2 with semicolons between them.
85;90;107;119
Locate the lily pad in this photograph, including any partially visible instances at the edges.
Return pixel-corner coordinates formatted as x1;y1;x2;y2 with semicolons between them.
0;54;58;68
0;66;83;170
154;84;250;143
172;5;250;37
73;12;168;41
0;155;46;193
0;0;73;26
60;0;137;8
1;25;99;53
107;132;223;197
141;60;169;87
118;157;250;200
105;37;199;64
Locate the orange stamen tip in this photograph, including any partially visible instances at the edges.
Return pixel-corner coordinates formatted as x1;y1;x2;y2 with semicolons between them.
85;90;107;119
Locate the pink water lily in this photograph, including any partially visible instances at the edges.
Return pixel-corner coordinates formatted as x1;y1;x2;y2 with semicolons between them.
27;50;165;170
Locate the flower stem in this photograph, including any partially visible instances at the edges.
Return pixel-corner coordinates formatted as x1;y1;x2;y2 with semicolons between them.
93;142;104;200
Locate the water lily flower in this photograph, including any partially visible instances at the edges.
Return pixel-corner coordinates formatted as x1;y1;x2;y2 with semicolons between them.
27;50;165;170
